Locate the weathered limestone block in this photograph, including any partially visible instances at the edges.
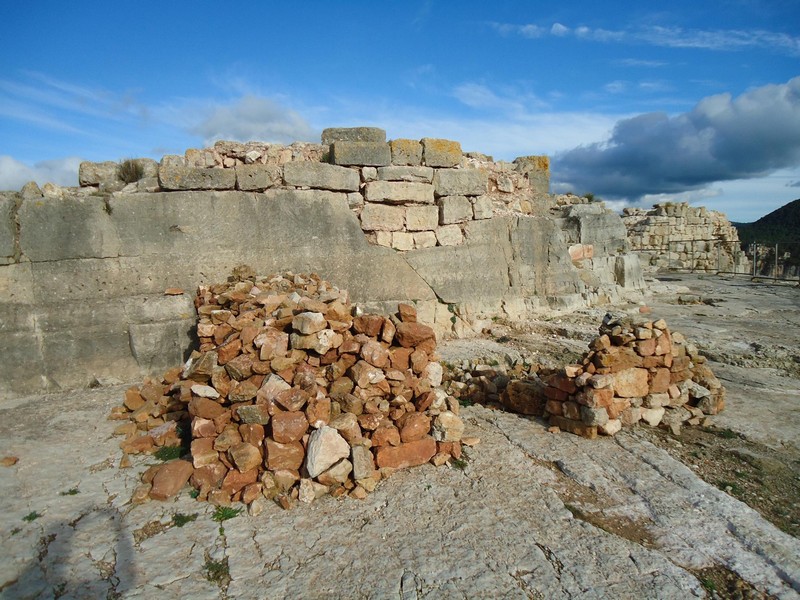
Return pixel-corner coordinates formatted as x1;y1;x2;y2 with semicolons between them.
79;161;119;186
322;127;386;144
360;204;405;231
330;141;391;167
406;206;439;231
158;165;236;191
438;196;473;225
392;232;414;251
433;169;488;197
421;138;462;167
436;225;463;246
513;155;550;194
18;195;121;261
389;139;423;166
614;255;646;289
364;181;434;204
414;231;437;248
377;166;434;183
472;195;493;220
283;162;360;192
236;164;282;191
0;194;16;263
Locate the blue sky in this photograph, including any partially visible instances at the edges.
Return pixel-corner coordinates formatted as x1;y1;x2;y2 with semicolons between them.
1;1;799;222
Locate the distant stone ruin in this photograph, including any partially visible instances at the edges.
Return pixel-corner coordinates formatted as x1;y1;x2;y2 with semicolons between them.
623;202;750;273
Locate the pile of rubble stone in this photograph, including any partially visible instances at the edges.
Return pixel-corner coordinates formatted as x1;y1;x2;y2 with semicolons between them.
110;270;465;511
498;314;726;438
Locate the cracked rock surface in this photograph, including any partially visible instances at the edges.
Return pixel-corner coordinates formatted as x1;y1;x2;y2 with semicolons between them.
1;274;798;599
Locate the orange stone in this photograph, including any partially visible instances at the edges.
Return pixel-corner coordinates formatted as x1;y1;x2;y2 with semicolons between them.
375;437;437;469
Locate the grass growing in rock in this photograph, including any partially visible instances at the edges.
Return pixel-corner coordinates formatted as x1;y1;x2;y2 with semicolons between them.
211;506;242;522
59;487;79;496
172;513;198;528
118;159;144;184
204;557;231;587
22;511;41;522
153;446;184;461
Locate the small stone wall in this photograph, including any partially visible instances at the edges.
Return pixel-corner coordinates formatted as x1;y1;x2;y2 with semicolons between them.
623;202;749;272
499;314;725;438
77;127;550;252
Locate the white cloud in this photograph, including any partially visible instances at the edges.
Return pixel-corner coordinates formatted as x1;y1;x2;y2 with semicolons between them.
189;95;317;145
491;21;800;56
0;155;82;191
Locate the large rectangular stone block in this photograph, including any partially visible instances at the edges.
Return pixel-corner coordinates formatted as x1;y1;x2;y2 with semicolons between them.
330;141;391;167
421;138;462;167
514;155;550;194
433;169;488;197
377;166;433;183
19;196;121;261
390;139;422;166
236;164;282;191
472;195;493;220
78;161;119;186
438;196;473;224
322;127;386;145
283;162;360;192
359;204;405;231
405;206;439;231
158;165;236;190
0;194;16;264
364;181;434;205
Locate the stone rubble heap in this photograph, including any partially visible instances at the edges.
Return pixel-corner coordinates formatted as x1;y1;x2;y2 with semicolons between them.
623;202;749;273
496;315;726;439
110;270;466;511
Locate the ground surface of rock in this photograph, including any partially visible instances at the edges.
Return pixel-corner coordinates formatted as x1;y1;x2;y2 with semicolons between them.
1;274;798;599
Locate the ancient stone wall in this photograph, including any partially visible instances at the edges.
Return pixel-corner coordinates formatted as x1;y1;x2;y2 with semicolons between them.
623;202;749;273
0;127;645;400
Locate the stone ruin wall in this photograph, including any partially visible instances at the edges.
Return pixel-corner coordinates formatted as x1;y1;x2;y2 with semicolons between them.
0;127;646;399
623;202;750;273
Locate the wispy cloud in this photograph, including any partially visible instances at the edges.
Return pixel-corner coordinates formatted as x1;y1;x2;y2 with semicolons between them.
0;155;82;191
189;95;317;145
492;21;800;56
614;58;669;68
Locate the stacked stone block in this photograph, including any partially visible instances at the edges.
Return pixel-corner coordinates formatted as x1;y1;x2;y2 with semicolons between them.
500;315;725;439
75;127;554;251
110;271;465;511
623;202;749;273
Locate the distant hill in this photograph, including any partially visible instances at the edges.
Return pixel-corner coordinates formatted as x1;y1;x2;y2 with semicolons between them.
733;198;800;244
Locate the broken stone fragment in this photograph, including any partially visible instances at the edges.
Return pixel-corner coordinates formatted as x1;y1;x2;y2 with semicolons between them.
375;437;436;469
432;411;464;442
305;426;350;478
190;384;220;399
292;312;327;335
149;460;194;500
229;442;263;473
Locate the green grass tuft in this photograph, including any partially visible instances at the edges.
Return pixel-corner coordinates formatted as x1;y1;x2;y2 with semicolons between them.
211;506;242;522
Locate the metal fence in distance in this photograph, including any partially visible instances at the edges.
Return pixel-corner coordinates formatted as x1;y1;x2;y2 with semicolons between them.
630;239;800;282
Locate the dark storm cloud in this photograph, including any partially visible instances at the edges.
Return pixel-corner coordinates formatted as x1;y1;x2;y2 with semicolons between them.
552;77;800;199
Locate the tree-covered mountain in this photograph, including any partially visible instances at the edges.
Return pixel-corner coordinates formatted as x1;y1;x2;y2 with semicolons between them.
733;199;800;244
